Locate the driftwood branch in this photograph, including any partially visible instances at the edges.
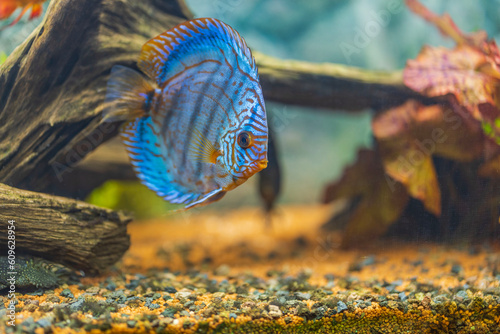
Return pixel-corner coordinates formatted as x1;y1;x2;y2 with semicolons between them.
255;52;423;111
0;183;132;274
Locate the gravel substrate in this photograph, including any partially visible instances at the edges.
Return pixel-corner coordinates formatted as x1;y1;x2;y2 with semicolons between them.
1;206;500;333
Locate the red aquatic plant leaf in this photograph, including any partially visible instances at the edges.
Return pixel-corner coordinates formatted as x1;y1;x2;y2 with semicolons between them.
404;46;499;120
323;149;409;247
405;0;487;48
372;100;484;216
0;0;46;29
404;0;500;142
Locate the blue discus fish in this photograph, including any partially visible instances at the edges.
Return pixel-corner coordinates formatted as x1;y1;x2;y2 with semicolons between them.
104;18;268;210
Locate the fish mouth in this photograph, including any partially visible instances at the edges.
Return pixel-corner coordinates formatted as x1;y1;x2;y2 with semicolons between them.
249;159;268;172
256;160;268;170
233;160;268;179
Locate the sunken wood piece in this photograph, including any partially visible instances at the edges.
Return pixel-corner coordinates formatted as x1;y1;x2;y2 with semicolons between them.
0;0;426;194
0;183;132;274
255;52;424;112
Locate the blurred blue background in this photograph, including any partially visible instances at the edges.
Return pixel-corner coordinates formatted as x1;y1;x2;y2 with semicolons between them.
1;0;499;211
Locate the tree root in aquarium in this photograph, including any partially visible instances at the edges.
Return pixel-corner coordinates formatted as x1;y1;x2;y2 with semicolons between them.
0;183;132;274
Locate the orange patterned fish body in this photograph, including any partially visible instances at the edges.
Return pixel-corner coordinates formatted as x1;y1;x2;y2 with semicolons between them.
0;0;45;29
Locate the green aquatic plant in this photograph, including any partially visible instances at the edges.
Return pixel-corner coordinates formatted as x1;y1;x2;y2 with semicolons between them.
86;180;179;219
0;52;7;65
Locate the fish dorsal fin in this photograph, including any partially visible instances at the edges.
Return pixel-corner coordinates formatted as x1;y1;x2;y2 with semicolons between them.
138;18;257;86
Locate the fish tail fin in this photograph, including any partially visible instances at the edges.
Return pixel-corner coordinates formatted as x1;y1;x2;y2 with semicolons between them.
103;65;156;122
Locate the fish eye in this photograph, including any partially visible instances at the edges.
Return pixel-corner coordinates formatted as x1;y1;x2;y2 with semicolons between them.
237;131;253;149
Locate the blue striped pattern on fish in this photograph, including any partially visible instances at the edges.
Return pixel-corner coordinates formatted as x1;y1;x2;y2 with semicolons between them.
104;18;268;209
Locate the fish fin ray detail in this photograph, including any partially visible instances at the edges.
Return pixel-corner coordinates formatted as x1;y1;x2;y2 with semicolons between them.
180;188;226;210
120;117;197;204
188;128;220;164
138;18;256;85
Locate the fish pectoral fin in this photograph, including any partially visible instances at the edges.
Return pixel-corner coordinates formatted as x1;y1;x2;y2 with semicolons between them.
182;188;226;210
188;128;221;164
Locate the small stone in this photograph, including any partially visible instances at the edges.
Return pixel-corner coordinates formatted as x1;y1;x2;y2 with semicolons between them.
324;274;335;281
295;292;311;300
229;313;237;320
46;294;61;303
60;289;74;299
184;301;195;308
241;301;256;309
268;305;283;318
69;299;84;312
24;303;38;312
127;320;137;328
454;290;469;302
149;303;160;310
21;317;36;332
212;292;226;299
36;316;53;329
175;291;192;300
214;264;231;276
161;307;178;318
164;286;177;293
39;302;54;312
451;264;463;275
25;299;40;306
86;286;100;295
337;301;348;313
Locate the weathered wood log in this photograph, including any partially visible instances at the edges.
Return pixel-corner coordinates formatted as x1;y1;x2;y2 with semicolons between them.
255;52;424;112
0;0;427;194
0;183;132;274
